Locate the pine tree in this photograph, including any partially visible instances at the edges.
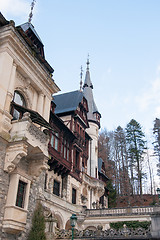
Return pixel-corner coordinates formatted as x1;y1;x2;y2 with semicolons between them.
106;179;117;208
125;119;146;195
27;202;46;240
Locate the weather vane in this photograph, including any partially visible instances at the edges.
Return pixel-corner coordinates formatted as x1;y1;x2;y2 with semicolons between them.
80;65;83;91
28;0;36;23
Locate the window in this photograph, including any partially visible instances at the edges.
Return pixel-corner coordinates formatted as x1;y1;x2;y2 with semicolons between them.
75;150;79;167
95;167;98;178
11;91;26;120
53;180;60;196
72;188;76;204
61;138;70;160
16;180;27;208
50;130;59;151
44;173;48;190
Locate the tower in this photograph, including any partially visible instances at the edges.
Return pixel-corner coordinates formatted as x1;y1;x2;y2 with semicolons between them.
83;58;101;178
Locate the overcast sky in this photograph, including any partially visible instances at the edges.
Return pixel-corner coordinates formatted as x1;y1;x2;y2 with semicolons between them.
1;1;160;138
1;0;160;189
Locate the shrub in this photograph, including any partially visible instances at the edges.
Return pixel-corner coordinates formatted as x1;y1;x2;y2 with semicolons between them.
27;202;46;240
110;221;151;230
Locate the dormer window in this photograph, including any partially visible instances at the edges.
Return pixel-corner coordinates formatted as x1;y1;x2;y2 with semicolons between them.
11;91;26;120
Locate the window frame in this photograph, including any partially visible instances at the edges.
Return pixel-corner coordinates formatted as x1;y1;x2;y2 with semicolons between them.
10;90;26;120
53;179;60;196
50;130;59;151
16;180;27;208
61;138;70;161
72;188;77;204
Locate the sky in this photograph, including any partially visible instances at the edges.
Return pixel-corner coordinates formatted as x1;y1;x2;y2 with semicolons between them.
1;0;160;187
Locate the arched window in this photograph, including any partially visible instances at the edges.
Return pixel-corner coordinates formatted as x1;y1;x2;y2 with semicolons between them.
11;91;26;120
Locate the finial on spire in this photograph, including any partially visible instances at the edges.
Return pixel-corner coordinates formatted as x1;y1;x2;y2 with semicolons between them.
80;65;83;91
86;54;90;71
28;0;36;23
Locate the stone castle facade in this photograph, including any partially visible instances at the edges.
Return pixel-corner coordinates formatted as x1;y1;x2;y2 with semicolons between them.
0;13;108;239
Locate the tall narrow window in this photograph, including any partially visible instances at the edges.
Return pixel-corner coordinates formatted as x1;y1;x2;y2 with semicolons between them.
11;91;26;120
16;180;27;208
44;173;48;190
72;188;76;204
50;130;59;151
53;180;60;196
75;150;79;167
61;138;70;160
95;167;98;178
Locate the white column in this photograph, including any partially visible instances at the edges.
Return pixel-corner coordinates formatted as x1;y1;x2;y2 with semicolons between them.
43;95;51;121
4;62;17;112
32;90;38;111
37;92;44;116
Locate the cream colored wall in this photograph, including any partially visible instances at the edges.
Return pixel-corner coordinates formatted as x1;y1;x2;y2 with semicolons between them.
0;23;59;139
68;175;81;205
86;122;99;178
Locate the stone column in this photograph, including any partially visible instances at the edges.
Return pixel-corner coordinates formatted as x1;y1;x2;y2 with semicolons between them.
4;62;17;112
32;90;38;111
151;215;160;238
43;95;51;121
37;92;44;116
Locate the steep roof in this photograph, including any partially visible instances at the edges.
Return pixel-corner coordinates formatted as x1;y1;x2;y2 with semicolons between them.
20;22;43;44
83;59;101;123
53;90;84;115
16;22;54;74
0;12;9;27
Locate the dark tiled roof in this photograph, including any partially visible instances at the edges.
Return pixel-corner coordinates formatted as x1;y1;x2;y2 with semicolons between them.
0;12;9;27
53;90;83;115
83;67;101;123
98;158;109;180
20;22;43;44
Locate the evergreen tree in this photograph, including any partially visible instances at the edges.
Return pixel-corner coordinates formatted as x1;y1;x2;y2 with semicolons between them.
27;202;46;240
106;179;117;208
125;119;146;195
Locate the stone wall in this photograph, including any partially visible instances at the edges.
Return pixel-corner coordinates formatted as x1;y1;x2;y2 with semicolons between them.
0;137;10;239
1;163;46;240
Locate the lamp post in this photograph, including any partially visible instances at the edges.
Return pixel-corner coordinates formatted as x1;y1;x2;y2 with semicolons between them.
70;214;77;240
157;188;160;202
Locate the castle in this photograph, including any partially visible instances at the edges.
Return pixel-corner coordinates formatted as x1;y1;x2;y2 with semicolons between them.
0;12;108;239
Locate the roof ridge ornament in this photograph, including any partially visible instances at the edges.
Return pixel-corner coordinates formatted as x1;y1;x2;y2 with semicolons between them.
28;0;36;23
86;54;90;71
80;65;83;92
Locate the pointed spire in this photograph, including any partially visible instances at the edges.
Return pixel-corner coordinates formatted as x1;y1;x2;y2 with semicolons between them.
28;0;36;23
86;54;90;71
83;54;93;89
80;65;83;92
83;57;101;126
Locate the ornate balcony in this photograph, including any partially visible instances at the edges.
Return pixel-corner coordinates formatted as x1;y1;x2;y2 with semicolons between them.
82;172;105;198
4;112;49;176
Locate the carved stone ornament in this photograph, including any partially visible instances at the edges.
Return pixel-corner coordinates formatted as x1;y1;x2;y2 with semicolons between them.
30;156;49;181
4;142;28;172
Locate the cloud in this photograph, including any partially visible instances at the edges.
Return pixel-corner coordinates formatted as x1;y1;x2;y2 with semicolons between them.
136;66;160;112
0;0;30;18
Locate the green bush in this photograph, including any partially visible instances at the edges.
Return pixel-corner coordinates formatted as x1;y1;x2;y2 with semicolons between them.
110;221;151;230
27;202;46;240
